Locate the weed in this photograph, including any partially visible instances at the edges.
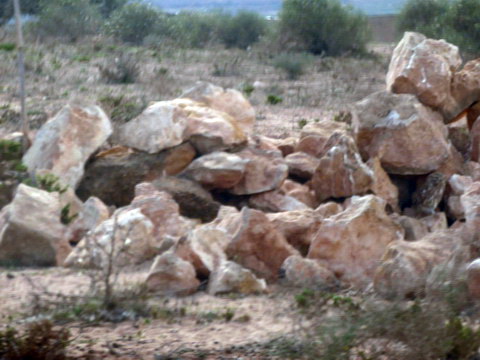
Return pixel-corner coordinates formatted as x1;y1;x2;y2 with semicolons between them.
0;43;15;52
266;94;283;105
98;94;144;124
295;288;315;308
60;203;78;225
35;173;68;194
298;119;308;129
242;84;255;97
273;53;313;80
212;56;242;77
99;53;139;84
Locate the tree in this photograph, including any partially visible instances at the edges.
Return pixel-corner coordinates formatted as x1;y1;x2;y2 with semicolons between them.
279;0;370;56
90;0;127;18
397;0;450;39
1;0;42;26
217;11;268;49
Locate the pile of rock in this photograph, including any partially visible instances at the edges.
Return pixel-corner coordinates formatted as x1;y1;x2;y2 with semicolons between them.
3;34;480;299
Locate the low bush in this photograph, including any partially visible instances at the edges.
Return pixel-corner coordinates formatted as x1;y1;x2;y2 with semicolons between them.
98;53;140;84
217;11;268;49
273;52;314;80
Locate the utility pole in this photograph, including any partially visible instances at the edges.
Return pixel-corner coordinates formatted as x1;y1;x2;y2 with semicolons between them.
13;0;30;151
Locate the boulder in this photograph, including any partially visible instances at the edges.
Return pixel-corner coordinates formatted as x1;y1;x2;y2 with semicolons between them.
0;184;68;266
308;195;404;287
181;151;248;189
181;82;256;135
130;183;196;245
281;255;336;288
146;252;200;296
65;196;110;246
449;174;473;195
311;135;373;201
352;91;450;175
208;260;267;295
412;172;447;216
175;224;230;276
249;190;310;213
226;207;299;281
152;176;220;222
267;209;323;255
447;58;480;121
23;104;112;188
285;152;320;180
386;32;461;111
374;229;460;299
467;259;480;300
77;142;195;207
296;120;350;157
368;157;399;211
119;99;246;154
230;147;288;195
280;180;317;208
392;215;429;241
259;136;297;157
64;208;157;269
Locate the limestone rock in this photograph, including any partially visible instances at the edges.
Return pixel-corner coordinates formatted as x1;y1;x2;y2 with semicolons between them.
281;255;336;288
230;147;288;195
386;32;461;110
285;152;320;180
280;180;317;208
449;174;473;196
352;91;450;175
77;142;195;207
368;157;399;211
146;252;200;296
374;229;460;299
23;104;112;188
208;260;267;295
181;151;248;189
64;208;157;269
182;82;255;135
412;172;447;216
296;120;350;157
467;259;480;300
392;215;429;241
249;190;310;213
226;207;299;281
311;135;373;201
447;58;480;120
0;184;68;266
65;196;110;246
152;176;220;222
308;195;404;287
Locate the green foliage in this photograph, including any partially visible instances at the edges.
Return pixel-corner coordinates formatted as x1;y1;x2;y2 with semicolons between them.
35;173;68;194
0;140;22;161
90;0;127;18
98;94;145;124
273;52;314;80
0;320;70;360
0;0;42;25
0;43;15;52
60;203;78;225
105;2;162;44
295;288;315;307
217;11;268;49
398;0;480;55
242;84;255;97
279;0;370;56
34;0;101;42
167;11;221;48
266;94;283;105
98;53;140;84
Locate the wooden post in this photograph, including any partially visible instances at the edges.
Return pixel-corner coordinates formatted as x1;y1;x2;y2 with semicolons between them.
13;0;30;151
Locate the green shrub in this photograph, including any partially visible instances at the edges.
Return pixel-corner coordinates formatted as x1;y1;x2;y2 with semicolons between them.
91;0;127;18
105;2;162;44
0;43;15;52
273;52;314;80
217;11;268;49
267;94;283;105
448;0;480;55
34;0;101;42
98;53;140;84
167;11;221;48
397;0;450;39
279;0;370;56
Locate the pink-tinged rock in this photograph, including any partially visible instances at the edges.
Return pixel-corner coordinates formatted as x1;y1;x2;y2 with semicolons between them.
308;195;404;288
175;225;230;276
0;184;69;267
23;104;112;188
352;91;450;175
120;99;247;154
208;260;267;295
249;190;310;213
281;255;336;288
448;196;465;221
315;202;343;218
368;157;399;211
465;162;480;181
296;120;350;157
281;180;317;208
436;145;465;178
311;135;373;201
181;152;248;189
471;114;480;162
64;208;157;269
267;209;323;254
446;58;480;120
386;32;461;110
285;152;321;180
226;207;299;281
146;252;200;296
130;183;195;245
391;214;429;241
467;259;480;300
449;174;473;195
65;196;110;246
181;82;256;135
421;212;448;233
461;182;480;235
374;229;460;299
261;136;297;157
230;147;288;195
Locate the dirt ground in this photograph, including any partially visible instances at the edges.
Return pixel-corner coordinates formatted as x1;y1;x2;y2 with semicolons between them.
0;40;396;359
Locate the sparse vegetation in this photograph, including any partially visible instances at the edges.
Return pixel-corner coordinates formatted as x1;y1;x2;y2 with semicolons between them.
217;11;268;49
267;94;283;105
99;53;140;84
273;52;313;80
